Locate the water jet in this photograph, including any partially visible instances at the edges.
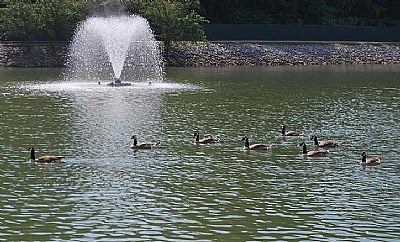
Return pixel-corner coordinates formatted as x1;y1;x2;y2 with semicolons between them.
65;15;163;85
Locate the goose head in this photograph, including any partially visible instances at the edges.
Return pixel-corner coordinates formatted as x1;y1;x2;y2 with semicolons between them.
310;135;318;145
131;135;138;146
241;136;250;148
361;151;367;162
194;132;200;142
298;142;307;154
28;147;35;160
281;125;286;134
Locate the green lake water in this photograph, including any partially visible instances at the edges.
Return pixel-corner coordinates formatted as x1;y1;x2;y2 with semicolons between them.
0;65;399;241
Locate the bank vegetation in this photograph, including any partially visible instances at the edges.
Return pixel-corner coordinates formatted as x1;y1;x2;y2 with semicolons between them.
1;0;399;43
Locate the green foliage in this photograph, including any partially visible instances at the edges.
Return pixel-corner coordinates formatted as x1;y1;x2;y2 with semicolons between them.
36;0;85;40
0;0;85;41
1;0;399;42
0;0;208;42
0;0;39;41
123;0;208;43
199;0;400;27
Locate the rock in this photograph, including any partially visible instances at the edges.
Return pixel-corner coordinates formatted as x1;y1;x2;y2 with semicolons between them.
1;41;400;67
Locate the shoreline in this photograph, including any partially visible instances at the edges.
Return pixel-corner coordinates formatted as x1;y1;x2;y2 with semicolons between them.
1;41;400;67
165;42;400;66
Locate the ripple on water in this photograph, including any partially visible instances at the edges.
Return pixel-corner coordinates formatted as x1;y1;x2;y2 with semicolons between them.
1;66;400;241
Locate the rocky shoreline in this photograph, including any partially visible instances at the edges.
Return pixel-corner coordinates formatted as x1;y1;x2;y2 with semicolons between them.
1;42;400;67
165;42;400;66
0;42;68;67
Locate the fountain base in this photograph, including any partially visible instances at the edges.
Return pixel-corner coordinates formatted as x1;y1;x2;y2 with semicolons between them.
107;82;132;87
106;79;132;87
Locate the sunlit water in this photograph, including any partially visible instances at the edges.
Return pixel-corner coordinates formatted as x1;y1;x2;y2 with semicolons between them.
1;66;399;241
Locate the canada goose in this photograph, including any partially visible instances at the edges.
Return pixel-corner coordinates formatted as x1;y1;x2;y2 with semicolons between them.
299;142;329;157
310;135;343;149
194;132;220;144
130;135;160;149
28;147;64;163
241;136;273;150
282;125;303;136
360;152;382;166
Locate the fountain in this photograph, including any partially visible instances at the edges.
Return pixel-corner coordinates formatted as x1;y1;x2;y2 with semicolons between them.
64;15;163;86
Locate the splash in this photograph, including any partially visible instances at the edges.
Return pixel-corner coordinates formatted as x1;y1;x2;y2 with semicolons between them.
65;15;163;82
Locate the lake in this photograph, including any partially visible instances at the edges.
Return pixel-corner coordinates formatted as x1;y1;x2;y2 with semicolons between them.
0;65;399;241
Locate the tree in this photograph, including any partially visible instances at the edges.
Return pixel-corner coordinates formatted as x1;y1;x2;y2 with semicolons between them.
37;0;85;40
0;0;40;41
198;0;400;27
0;0;85;41
124;0;208;44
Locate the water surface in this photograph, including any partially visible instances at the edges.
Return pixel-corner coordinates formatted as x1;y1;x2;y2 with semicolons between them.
1;65;399;241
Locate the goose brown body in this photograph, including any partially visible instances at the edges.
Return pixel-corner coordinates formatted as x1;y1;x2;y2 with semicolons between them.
299;142;329;157
360;152;382;166
29;147;64;163
311;135;342;149
194;132;220;144
242;137;273;150
130;135;160;149
282;125;303;136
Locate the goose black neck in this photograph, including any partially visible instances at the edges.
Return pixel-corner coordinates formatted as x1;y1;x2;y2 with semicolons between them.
361;154;366;162
313;136;318;145
195;132;199;142
30;148;35;160
244;138;250;148
302;143;307;154
133;137;137;146
281;126;285;135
